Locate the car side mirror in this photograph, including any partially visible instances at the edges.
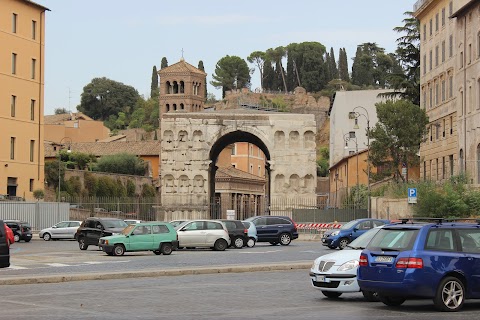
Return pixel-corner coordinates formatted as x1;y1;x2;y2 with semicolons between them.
353;228;358;232
52;226;57;229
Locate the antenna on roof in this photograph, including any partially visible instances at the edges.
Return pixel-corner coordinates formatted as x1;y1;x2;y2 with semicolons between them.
181;48;184;61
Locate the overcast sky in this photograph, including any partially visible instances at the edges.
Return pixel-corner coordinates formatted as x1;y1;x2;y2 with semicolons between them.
37;0;414;115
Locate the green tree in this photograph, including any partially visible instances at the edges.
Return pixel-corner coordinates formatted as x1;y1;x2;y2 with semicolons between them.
54;108;68;114
94;153;146;176
247;51;267;91
161;57;168;69
126;179;136;197
210;55;251;98
263;59;275;91
266;47;288;92
369;99;429;182
351;46;374;86
33;189;44;200
329;47;339;80
78;77;140;121
197;60;207;98
300;43;326;92
141;183;156;197
338;48;350;82
317;147;330;177
150;65;159;99
84;173;98;196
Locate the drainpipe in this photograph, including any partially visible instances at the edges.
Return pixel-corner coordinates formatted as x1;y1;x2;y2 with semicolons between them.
463;15;467;176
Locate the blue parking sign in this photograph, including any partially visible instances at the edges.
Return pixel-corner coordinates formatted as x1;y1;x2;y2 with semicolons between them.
408;188;417;204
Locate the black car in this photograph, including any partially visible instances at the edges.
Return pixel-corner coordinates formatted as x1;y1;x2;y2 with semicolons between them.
5;220;32;242
218;219;249;249
0;220;10;268
75;217;128;250
244;215;298;246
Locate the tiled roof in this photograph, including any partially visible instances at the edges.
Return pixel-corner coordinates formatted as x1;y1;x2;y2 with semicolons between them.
216;166;265;182
158;59;207;76
98;135;126;142
22;0;50;11
117;129;159;141
44;112;93;124
44;141;160;157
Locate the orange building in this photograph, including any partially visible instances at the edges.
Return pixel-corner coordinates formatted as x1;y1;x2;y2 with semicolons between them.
217;143;266;178
0;0;49;199
44;112;111;143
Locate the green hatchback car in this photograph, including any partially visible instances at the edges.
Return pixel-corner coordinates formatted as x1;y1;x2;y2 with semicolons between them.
99;222;178;256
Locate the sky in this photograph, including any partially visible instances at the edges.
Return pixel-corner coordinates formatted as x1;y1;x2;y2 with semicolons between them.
37;0;414;115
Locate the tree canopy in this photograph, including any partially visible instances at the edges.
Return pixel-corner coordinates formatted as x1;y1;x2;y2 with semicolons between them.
210;55;251;97
78;77;140;121
369;99;429;182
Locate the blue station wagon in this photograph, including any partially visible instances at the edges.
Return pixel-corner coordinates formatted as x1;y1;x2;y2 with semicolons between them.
358;219;480;312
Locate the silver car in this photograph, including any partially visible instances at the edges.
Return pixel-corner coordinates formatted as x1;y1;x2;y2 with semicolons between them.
39;221;82;241
175;220;230;251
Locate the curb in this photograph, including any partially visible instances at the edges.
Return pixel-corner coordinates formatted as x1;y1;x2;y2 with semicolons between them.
0;261;312;285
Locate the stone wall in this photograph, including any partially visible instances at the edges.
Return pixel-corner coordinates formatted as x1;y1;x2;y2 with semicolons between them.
371;196;415;220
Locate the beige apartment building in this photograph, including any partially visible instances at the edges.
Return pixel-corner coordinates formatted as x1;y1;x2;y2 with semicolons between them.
415;0;480;183
44;112;111;143
0;0;48;199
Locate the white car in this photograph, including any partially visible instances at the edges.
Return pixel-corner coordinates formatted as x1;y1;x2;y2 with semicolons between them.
39;221;82;241
310;227;382;301
176;220;231;251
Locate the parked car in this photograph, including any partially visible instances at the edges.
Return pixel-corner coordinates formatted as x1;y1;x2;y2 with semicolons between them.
0;220;10;268
4;220;32;242
322;218;389;249
218;219;249;249
39;221;82;241
169;220;186;228
175;220;230;251
358;219;480;312
4;224;14;246
310;226;383;301
124;219;142;225
75;217;128;250
99;222;178;256
242;221;258;247
244;216;298;246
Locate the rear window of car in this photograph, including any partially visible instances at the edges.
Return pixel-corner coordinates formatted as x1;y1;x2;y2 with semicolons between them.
267;217;291;225
102;220;128;229
242;221;251;228
457;229;480;253
366;228;419;251
206;221;223;230
152;225;170;234
425;229;455;251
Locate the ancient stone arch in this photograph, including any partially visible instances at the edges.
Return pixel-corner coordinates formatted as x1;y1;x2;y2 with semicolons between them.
160;111;317;218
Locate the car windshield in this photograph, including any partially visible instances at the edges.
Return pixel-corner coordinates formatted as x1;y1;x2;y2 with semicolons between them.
242;221;251;228
346;227;382;250
175;221;189;230
340;220;358;230
102;220;128;229
366;228;419;251
121;225;135;235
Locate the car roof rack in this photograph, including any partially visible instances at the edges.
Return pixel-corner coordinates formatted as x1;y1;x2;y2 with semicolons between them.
398;217;444;225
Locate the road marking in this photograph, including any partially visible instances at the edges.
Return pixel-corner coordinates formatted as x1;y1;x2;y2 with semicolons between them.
6;265;28;270
239;250;282;254
46;263;70;267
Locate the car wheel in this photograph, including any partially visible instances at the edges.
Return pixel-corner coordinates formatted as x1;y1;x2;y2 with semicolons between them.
338;238;350;250
279;233;292;246
153;250;161;255
78;238;88;250
269;241;278;246
433;276;465;312
106;251;114;256
213;239;228;251
113;244;125;256
321;291;342;298
233;236;244;249
14;234;20;242
43;233;51;241
160;243;173;255
362;290;379;302
378;295;406;306
246;237;256;248
24;239;31;243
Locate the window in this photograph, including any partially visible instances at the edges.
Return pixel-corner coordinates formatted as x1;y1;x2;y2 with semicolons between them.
423;161;426;181
468;44;472;64
449;35;453;57
441;41;445;62
423;54;427;75
231;144;236;155
441;79;446;102
31;59;36;79
10;137;16;160
429;50;433;70
423;24;426;41
30;140;35;162
449;1;453;16
12;53;17;74
443;119;446;137
458;229;480;253
435;13;439;31
442;8;445;26
258;166;261;176
436;158;439;180
249;164;253;173
435;46;439;66
449;154;454;176
435;81;439;106
12;13;17;33
73;122;79;128
449;75;453;98
249;144;253;155
429;84;433;108
29;179;34;192
425;229;454;251
429;19;432;36
32;20;37;39
436;124;440;140
422;88;427;108
460;51;464;68
450;116;453;134
30;100;35;120
460;90;464;116
442;157;446;179
11;95;16;117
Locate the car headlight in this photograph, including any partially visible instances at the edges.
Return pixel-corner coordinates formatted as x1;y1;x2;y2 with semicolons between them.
330;230;340;237
111;233;119;236
337;259;359;272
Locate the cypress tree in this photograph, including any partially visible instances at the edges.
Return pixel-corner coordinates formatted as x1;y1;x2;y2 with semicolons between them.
150;66;159;98
324;52;332;82
329;47;339;80
161;57;168;69
263;59;275;91
198;60;207;98
338;48;350;82
286;53;295;91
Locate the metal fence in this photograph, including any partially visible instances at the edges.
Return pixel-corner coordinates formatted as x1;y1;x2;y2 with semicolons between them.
0;202;69;230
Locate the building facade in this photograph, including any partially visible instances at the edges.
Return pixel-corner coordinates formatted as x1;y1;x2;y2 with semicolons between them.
415;0;459;182
44;112;111;143
0;0;48;199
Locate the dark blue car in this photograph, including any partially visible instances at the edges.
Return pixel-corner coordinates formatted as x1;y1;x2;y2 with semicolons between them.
322;218;389;249
357;219;480;312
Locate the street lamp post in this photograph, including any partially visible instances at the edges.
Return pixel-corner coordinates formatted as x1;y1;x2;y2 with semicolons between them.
344;132;359;217
349;107;371;218
57;137;72;202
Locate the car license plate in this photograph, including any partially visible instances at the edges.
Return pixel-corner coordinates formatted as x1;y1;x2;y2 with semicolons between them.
315;275;326;282
375;256;393;263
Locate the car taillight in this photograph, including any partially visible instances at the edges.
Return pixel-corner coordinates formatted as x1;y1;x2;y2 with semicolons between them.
359;254;368;266
291;219;297;231
244;229;248;234
395;257;423;269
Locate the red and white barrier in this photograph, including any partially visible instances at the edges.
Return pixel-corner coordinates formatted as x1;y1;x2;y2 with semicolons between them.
297;223;342;230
